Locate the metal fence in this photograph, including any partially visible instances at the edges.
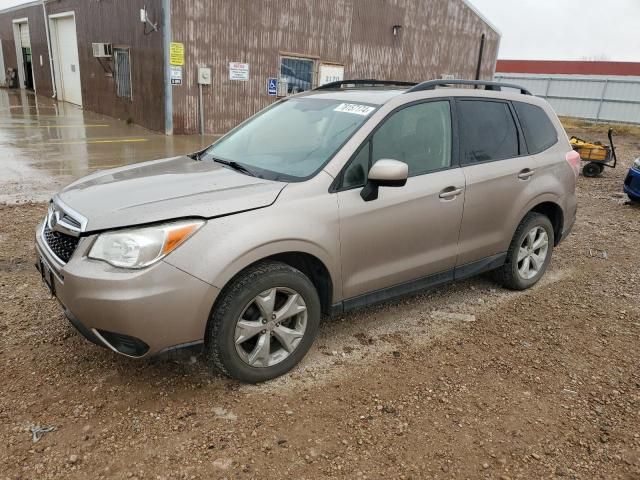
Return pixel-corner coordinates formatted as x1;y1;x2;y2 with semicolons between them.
494;74;640;125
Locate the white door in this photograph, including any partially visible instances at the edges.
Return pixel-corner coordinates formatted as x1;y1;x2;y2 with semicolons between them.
54;16;82;106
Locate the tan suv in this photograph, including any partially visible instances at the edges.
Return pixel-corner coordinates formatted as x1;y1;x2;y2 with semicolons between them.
36;79;579;383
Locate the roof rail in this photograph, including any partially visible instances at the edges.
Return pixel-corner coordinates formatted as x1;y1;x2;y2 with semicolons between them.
314;79;418;91
406;79;532;95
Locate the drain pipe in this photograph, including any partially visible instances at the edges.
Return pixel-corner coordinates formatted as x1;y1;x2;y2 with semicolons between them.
474;33;486;83
162;0;173;135
42;0;56;98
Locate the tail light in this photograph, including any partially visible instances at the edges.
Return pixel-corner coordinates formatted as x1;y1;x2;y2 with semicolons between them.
565;150;581;178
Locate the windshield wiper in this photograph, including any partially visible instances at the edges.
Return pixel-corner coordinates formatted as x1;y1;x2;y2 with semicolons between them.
212;157;257;177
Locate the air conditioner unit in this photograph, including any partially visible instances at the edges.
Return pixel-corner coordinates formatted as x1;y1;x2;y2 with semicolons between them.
92;43;113;58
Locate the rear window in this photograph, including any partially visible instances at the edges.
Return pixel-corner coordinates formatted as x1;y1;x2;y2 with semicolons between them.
513;102;558;154
457;100;520;164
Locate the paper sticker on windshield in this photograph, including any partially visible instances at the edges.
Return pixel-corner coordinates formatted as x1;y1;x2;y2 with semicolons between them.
334;103;376;116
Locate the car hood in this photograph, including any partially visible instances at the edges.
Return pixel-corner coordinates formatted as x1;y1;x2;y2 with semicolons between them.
58;156;286;232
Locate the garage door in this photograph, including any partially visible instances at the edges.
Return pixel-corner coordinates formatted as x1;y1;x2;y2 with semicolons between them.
54;16;82;106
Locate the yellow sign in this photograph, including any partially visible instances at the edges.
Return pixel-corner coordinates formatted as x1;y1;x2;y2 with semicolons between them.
170;42;184;66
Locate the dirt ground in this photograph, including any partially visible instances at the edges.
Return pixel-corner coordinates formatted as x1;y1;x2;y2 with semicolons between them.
1;126;639;480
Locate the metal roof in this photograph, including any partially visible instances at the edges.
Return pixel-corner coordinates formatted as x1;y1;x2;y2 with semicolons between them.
0;1;43;15
497;60;640;77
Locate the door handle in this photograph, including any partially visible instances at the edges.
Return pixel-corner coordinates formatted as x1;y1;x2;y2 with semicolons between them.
439;187;463;199
518;169;536;180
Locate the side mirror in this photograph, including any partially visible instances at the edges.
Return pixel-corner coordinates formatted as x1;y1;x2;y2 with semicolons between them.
361;159;408;201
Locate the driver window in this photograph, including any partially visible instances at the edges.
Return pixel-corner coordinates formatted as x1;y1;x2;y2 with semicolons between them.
371;101;452;176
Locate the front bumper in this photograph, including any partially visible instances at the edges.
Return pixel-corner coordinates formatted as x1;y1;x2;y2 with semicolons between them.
623;167;640;200
35;223;220;358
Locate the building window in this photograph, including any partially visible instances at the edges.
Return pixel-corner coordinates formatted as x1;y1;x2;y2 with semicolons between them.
279;56;315;95
114;48;132;100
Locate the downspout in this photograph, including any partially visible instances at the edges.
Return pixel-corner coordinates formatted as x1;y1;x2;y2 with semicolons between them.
474;33;486;82
42;0;56;98
162;0;173;135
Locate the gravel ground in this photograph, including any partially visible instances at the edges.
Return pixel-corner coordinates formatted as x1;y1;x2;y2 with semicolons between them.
1;127;639;479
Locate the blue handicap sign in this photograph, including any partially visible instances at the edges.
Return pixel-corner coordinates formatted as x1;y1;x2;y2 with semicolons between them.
267;78;278;96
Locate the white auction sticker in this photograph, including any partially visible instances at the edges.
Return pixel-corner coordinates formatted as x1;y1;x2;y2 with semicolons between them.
334;103;376;116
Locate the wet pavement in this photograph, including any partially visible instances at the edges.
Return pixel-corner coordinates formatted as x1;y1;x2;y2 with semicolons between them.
0;89;216;203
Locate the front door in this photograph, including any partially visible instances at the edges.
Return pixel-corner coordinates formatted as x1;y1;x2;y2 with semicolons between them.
336;100;465;301
54;16;82;106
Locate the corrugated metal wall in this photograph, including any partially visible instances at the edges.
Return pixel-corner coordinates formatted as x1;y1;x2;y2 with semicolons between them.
171;0;500;135
0;4;51;94
45;0;165;131
0;0;165;131
1;0;499;135
495;73;640;125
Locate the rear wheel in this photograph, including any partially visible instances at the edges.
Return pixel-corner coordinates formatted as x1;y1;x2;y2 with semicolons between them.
493;212;554;290
583;162;603;177
205;261;321;383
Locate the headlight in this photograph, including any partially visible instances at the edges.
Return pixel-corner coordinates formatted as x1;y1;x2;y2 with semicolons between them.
633;158;640;170
88;219;205;269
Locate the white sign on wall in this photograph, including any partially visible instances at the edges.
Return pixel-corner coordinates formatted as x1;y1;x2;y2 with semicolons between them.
229;62;249;81
319;64;345;86
170;65;182;85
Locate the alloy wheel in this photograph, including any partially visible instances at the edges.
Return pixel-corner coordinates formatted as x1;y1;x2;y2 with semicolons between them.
234;287;307;368
517;226;549;280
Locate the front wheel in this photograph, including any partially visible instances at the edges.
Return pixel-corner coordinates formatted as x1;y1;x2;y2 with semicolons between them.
493;213;555;290
205;261;321;383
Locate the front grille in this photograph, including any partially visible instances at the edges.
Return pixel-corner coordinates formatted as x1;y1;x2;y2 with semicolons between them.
43;224;80;263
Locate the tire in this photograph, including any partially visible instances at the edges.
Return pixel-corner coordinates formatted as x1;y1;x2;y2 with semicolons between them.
583;162;602;177
493;212;555;291
205;260;321;383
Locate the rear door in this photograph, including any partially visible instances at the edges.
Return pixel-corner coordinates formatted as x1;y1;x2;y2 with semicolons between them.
336;100;466;301
456;98;537;267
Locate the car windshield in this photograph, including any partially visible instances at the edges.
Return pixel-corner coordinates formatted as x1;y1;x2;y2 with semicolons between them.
203;98;378;181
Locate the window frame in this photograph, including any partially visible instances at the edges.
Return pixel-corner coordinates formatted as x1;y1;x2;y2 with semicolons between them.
511;101;559;155
331;98;459;193
278;54;317;97
454;98;526;166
